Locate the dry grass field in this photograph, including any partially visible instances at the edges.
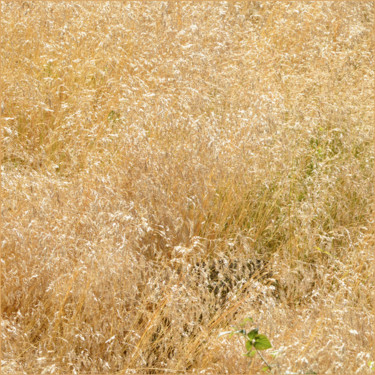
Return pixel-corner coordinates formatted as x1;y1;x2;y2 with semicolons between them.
1;1;374;374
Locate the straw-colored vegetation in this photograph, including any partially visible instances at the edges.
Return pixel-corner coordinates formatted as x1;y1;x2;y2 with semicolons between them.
1;1;374;374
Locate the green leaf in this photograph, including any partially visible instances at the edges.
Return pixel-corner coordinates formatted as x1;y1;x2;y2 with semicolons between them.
261;366;270;372
244;350;256;358
247;328;259;340
245;340;253;352
253;334;272;350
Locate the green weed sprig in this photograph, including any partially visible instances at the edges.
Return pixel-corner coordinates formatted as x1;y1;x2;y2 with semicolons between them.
220;317;272;372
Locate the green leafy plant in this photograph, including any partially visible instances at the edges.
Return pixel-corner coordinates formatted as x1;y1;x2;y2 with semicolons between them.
220;317;272;371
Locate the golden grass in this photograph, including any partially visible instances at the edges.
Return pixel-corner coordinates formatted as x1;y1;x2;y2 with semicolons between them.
1;1;374;374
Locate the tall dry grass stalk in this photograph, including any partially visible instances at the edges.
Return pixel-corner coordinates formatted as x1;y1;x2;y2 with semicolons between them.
1;1;374;374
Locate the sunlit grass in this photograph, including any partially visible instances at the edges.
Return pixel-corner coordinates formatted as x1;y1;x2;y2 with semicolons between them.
1;2;374;374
